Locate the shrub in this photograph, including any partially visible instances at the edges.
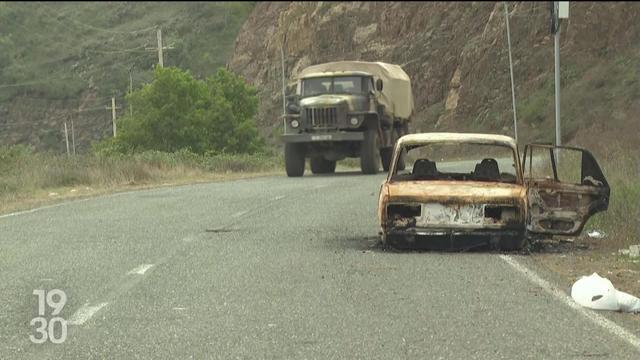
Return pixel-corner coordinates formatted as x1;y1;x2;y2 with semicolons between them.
106;66;264;155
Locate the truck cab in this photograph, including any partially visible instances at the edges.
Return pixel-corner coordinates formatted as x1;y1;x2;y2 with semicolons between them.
281;61;414;177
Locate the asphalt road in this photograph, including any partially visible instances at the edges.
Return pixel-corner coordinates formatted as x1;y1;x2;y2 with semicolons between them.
1;170;639;359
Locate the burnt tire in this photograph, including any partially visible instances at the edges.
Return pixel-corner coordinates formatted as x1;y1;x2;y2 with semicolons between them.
380;147;393;172
360;129;380;174
285;143;305;177
310;157;336;174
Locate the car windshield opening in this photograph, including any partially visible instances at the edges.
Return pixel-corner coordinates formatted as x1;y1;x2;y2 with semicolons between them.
391;142;519;184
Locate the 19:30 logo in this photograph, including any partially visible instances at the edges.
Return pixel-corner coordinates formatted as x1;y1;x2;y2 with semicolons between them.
30;289;67;344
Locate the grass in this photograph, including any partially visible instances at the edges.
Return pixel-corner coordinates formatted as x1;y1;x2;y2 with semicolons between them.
582;143;640;249
0;145;282;214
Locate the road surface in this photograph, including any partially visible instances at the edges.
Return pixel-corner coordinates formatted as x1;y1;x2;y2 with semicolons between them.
1;171;638;359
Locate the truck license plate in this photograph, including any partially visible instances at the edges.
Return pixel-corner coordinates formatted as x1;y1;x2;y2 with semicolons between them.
311;135;332;141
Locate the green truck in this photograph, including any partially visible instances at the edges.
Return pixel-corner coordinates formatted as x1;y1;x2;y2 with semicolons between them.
281;61;415;176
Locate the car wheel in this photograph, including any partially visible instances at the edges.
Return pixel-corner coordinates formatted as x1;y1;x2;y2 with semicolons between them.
285;143;305;177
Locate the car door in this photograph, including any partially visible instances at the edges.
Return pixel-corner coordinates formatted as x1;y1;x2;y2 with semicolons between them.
522;144;610;236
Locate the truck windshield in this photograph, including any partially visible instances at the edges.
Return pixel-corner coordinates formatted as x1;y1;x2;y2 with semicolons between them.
302;76;364;97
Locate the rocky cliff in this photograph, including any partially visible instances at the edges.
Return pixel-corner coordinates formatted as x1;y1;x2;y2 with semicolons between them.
229;2;640;151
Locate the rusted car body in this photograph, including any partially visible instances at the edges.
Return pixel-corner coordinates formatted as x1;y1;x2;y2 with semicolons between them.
377;133;610;250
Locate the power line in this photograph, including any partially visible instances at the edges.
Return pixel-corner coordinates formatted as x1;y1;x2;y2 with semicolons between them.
61;16;158;35
85;46;149;54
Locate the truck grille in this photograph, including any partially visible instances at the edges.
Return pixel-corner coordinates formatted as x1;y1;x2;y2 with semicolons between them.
306;107;338;128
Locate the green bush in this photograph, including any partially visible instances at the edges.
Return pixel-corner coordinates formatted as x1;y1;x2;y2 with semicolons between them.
105;66;264;155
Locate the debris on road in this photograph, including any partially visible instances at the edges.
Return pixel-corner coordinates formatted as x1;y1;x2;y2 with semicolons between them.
587;230;607;239
571;273;640;313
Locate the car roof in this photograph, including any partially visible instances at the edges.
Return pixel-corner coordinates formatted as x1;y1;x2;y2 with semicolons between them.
397;132;517;149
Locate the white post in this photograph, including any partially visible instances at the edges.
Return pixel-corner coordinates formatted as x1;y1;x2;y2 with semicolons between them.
157;29;164;68
129;68;133;118
63;122;70;156
504;2;518;144
111;97;117;137
71;118;76;155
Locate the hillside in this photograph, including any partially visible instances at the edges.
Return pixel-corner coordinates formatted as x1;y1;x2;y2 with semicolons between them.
229;2;640;153
0;2;254;152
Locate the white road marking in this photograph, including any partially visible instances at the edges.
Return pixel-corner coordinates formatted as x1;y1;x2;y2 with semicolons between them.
232;210;249;218
172;307;187;311
499;254;640;351
272;195;285;201
0;203;69;220
68;302;108;325
127;264;154;275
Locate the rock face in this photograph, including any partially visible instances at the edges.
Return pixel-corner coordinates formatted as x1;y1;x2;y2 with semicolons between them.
229;2;640;149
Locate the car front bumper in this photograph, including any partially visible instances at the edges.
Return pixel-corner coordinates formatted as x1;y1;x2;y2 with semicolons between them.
382;227;524;250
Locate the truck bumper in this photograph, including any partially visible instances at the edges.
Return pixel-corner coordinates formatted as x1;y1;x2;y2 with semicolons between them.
281;132;364;143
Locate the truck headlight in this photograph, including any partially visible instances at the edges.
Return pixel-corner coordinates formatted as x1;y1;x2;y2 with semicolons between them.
350;117;359;126
290;120;299;128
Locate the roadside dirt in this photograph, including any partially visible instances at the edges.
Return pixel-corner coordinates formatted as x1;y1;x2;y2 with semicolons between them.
0;171;281;216
530;235;640;316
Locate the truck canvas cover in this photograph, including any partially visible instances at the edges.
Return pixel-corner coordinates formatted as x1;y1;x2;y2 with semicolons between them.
298;61;414;119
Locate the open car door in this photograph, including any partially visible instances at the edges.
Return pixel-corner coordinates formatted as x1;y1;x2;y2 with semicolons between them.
522;144;610;236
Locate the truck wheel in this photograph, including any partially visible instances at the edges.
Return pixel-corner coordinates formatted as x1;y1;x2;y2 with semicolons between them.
360;129;380;174
310;157;336;174
397;148;406;171
380;147;393;172
285;143;305;177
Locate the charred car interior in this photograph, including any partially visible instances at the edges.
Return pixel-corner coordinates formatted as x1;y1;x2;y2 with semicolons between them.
377;133;610;251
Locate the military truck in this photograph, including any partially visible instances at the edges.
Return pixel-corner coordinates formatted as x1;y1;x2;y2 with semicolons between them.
281;61;414;177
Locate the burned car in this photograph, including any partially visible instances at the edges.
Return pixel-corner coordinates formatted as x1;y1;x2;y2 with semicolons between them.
377;133;610;250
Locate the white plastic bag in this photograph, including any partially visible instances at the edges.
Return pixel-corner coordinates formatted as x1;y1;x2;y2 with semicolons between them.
570;273;640;313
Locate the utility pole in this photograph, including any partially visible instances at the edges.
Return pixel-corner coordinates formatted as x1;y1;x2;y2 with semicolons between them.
63;122;70;156
551;2;569;148
106;97;121;137
504;2;518;144
281;35;287;135
551;1;569;164
156;28;164;67
281;45;286;116
553;2;561;150
145;28;175;68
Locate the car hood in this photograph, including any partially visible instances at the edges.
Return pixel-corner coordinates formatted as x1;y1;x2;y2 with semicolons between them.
385;180;525;205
